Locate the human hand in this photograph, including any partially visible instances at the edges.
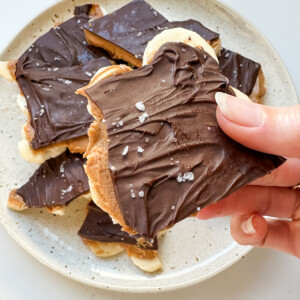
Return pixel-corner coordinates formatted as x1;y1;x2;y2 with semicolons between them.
197;92;300;258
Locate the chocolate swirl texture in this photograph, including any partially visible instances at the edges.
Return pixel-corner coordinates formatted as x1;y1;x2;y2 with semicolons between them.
15;5;111;149
78;202;158;249
84;42;285;239
17;151;89;207
218;48;261;95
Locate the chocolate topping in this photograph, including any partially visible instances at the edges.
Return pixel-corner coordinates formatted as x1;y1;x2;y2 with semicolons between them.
17;151;89;207
78;202;158;249
15;5;111;149
169;20;219;42
74;4;93;16
218;48;261;95
85;0;219;61
84;42;285;239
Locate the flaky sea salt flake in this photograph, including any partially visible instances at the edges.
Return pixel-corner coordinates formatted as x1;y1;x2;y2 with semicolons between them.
135;101;145;111
137;146;144;153
122;145;129;156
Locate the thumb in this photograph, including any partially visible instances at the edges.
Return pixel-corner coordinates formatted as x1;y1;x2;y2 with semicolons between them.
215;92;300;158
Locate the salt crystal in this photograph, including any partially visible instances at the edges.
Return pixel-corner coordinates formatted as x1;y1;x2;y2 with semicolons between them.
61;185;73;195
183;172;194;181
224;52;230;58
53;67;59;71
177;172;194;183
136;32;142;37
135;101;145;111
197;207;201;211
171;205;175;210
118;120;123;127
131;191;136;198
138;191;144;197
153;11;158;16
240;63;243;67
64;79;72;85
145;137;149;143
177;173;183;183
139;112;148;124
137;146;144;153
77;19;81;24
85;71;92;77
122;145;129;156
102;119;106;123
39;108;45;116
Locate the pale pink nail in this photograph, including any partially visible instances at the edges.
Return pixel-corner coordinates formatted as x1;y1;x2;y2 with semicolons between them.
240;215;256;235
215;92;262;127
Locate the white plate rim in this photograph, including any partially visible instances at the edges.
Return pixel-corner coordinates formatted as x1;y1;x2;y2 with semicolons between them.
0;0;298;293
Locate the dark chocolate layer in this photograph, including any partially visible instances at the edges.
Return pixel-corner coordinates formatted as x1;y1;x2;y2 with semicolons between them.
16;5;111;149
17;151;89;207
169;20;219;42
78;202;158;249
218;48;261;95
84;42;285;239
85;0;219;61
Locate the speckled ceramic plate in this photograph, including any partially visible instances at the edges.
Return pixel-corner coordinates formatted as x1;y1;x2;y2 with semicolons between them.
0;0;298;293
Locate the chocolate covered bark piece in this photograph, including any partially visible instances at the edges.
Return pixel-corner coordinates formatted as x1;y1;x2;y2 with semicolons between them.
82;42;285;241
78;201;161;272
218;48;266;102
8;151;89;213
78;202;157;249
84;0;220;67
15;5;111;153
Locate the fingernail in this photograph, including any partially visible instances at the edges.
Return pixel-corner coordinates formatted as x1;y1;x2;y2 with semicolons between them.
215;92;262;127
240;215;256;235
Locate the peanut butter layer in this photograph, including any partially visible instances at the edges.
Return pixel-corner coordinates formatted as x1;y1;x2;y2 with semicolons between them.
84;0;220;67
83;42;285;240
15;5;111;150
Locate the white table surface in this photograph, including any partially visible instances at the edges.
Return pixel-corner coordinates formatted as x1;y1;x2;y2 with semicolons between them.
0;0;299;299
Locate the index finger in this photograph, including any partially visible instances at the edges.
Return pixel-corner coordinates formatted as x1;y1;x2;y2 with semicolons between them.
197;185;300;220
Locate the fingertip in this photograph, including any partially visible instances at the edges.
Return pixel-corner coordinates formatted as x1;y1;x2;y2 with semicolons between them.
230;214;268;245
196;202;222;220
